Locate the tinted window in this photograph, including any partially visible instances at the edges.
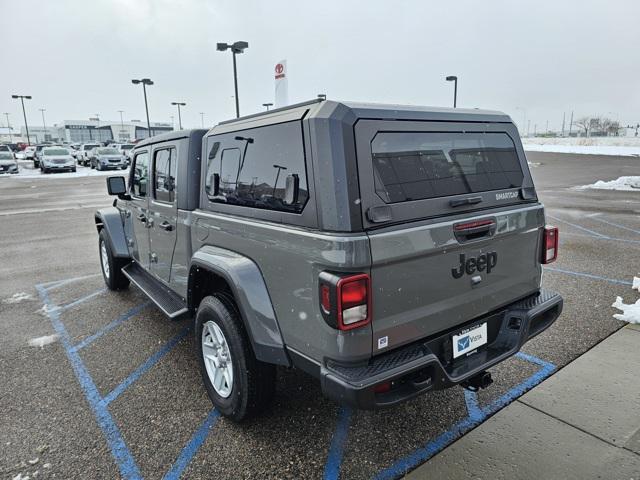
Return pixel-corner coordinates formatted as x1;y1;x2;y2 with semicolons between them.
132;151;149;197
153;148;176;203
371;132;523;203
205;121;308;213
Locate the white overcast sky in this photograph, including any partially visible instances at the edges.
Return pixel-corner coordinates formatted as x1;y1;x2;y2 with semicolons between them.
1;0;639;132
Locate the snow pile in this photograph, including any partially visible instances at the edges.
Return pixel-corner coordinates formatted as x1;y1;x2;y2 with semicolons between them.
523;144;640;156
28;334;60;348
2;292;34;304
578;176;640;191
611;276;640;324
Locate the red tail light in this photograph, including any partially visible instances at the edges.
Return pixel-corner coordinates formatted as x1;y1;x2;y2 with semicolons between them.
319;272;371;331
542;226;558;264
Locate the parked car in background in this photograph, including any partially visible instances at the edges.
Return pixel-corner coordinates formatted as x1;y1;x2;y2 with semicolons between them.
111;143;135;165
0;151;19;174
89;146;127;171
33;144;49;167
40;147;76;173
77;143;101;166
0;144;13;157
23;146;36;160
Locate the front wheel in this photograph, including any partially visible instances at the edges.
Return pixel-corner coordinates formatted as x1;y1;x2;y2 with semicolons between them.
195;295;276;422
98;229;130;290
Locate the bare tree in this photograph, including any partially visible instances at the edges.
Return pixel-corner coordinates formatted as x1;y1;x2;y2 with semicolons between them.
573;117;592;137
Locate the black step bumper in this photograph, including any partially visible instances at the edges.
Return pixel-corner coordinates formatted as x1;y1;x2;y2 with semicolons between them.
320;289;562;410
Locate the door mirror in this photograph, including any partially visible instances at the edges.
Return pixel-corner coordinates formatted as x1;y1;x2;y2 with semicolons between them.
283;174;300;205
106;176;129;199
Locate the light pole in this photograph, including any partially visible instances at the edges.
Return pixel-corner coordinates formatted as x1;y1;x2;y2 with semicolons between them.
262;103;273;111
216;41;249;118
39;109;47;142
131;78;154;137
4;113;12;141
11;95;32;145
200;112;205;128
117;110;125;141
170;116;175;130
515;106;527;137
272;164;287;196
445;75;458;108
171;102;186;129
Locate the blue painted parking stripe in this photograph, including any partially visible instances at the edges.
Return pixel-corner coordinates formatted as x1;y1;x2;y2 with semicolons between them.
323;407;353;480
72;302;152;352
36;284;142;479
43;273;102;291
57;288;107;312
544;266;632;286
546;214;609;238
103;326;190;406
163;409;220;480
589;215;640;235
372;353;556;480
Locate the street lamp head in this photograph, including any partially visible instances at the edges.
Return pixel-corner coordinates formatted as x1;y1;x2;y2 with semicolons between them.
131;79;140;84
231;41;249;53
11;95;18;98
142;78;154;85
446;76;457;82
273;164;287;170
171;102;186;106
216;42;229;51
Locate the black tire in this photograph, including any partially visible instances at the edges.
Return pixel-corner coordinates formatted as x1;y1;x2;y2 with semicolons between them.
195;295;276;422
98;229;130;290
72;168;76;173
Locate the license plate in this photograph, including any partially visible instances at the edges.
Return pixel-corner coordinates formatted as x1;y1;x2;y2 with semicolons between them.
452;322;488;359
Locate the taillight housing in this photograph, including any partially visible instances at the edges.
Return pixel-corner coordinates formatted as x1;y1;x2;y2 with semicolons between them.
542;226;558;264
319;272;371;330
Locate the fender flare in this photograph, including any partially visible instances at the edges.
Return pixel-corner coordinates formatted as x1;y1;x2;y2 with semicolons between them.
189;246;290;367
94;207;130;258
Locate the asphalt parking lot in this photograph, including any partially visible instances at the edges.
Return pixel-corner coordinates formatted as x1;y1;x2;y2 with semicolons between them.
1;151;638;479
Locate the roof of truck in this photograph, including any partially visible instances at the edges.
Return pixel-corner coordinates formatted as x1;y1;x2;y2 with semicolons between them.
134;129;207;148
209;99;513;135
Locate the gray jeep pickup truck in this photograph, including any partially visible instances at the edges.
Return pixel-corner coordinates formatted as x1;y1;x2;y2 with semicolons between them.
95;99;562;421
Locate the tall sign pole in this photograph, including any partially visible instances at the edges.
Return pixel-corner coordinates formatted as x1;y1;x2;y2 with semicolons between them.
274;60;288;108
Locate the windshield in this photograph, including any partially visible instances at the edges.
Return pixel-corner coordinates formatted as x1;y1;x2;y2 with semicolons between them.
44;148;69;156
98;148;120;155
84;144;99;150
121;145;134;150
0;152;14;160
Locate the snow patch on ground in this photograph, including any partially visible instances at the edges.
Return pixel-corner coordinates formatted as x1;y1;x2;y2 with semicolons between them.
612;276;640;324
523;144;640;156
2;292;34;304
28;334;60;348
577;176;640;191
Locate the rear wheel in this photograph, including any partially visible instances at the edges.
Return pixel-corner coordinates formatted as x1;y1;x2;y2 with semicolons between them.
98;229;130;290
195;295;276;422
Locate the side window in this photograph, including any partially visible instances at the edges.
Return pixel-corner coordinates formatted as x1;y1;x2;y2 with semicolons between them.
204;121;309;213
153;148;176;203
131;151;149;197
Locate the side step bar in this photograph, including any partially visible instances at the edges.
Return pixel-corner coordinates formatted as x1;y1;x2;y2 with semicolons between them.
122;262;188;319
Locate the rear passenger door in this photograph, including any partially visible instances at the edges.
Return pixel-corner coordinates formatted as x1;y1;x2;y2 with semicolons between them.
148;145;178;284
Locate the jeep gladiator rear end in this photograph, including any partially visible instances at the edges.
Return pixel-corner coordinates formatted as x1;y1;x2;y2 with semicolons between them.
97;99;562;420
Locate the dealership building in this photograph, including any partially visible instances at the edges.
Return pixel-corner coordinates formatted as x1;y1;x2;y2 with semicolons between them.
19;119;173;144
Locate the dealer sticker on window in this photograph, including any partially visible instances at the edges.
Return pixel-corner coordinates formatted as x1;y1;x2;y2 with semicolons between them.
452;322;488;359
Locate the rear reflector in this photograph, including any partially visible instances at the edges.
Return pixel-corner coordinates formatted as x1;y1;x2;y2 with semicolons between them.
542;226;558;264
373;381;391;394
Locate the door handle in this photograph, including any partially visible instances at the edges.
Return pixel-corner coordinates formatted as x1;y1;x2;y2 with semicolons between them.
137;213;146;223
159;221;174;232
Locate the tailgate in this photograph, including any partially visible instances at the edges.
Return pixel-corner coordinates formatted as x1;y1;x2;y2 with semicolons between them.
368;205;544;353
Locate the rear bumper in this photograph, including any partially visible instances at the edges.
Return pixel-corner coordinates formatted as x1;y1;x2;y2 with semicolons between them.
318;289;562;410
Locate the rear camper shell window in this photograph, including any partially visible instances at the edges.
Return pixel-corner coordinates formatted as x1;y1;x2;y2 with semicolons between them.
355;120;535;228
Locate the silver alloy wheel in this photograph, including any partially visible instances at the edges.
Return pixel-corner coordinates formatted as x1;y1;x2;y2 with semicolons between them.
202;320;234;398
100;240;110;279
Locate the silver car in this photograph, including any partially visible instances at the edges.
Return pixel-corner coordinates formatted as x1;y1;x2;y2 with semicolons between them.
89;147;127;171
40;147;76;173
0;151;18;174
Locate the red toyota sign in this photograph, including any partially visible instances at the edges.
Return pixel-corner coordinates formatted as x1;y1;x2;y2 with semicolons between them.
275;63;285;79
